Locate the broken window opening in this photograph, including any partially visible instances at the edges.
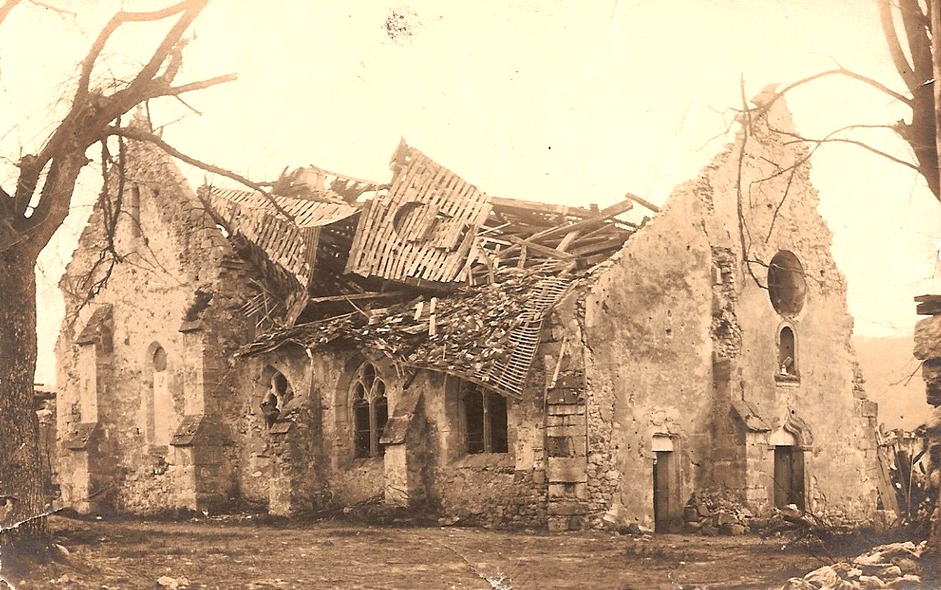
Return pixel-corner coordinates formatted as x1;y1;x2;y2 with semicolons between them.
460;381;508;455
260;369;294;429
767;251;806;315
777;325;798;379
349;361;388;458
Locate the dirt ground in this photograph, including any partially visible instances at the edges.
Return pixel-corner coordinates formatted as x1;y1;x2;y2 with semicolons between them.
3;515;857;590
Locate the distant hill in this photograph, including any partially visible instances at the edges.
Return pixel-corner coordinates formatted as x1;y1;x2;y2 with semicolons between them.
852;335;930;431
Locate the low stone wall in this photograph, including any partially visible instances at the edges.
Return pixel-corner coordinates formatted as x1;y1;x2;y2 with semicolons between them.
432;460;547;528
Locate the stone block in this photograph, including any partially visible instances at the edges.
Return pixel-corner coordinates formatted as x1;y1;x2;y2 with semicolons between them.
546;436;582;457
547;457;587;483
545;424;585;438
546;414;584;428
546;383;583;404
715;512;737;526
547;517;570;532
548;500;589;515
548;482;588;499
720;523;747;536
547;404;585;416
914;316;941;359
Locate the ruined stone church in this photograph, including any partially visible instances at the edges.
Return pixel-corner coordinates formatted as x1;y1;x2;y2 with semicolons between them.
56;94;880;532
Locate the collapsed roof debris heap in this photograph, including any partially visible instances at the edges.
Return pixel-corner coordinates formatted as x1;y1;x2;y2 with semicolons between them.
204;139;654;398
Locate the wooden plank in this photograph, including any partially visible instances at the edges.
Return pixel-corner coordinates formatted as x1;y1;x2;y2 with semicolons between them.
556;230;580;252
308;291;403;303
545;413;583;428
567;236;630;257
547;403;585;416
361;169;409;269
490;195;594;219
875;443;901;514
499;235;577;260
344;197;375;274
497;198;633;259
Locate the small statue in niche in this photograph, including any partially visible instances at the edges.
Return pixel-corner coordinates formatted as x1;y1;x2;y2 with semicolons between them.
260;393;280;429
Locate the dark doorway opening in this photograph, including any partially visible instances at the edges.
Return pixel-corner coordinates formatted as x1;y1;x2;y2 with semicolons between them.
773;446;805;510
653;450;674;532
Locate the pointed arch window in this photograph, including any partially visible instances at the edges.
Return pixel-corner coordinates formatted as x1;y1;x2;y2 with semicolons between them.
147;343;172;447
460;381;508;454
350;361;388;458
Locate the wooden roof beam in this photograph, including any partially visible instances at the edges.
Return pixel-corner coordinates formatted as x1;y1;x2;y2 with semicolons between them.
624;192;660;213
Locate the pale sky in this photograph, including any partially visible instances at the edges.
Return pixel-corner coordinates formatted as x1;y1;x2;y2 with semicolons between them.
12;1;940;386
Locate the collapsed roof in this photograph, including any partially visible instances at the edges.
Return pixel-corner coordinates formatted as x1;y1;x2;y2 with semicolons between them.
200;140;657;396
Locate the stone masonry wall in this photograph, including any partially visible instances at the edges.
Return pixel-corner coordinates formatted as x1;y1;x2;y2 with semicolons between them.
397;368;548;528
708;95;878;520
582;188;715;530
578;93;878;528
56;138;251;515
230;349;548;527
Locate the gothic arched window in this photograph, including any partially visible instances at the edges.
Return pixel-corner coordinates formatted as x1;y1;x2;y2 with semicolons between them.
350;361;389;458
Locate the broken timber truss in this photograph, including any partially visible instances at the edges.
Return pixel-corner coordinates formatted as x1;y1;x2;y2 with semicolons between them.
203;140;658;397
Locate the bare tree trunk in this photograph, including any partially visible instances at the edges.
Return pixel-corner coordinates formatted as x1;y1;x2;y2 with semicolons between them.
928;0;941;578
0;246;46;549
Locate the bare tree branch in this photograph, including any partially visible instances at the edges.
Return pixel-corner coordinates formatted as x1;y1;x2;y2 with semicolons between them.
164;73;238;96
76;0;203;98
734;77;766;290
5;0;218;257
26;0;76;19
771;68;913;108
878;0;919;89
777;127;922;173
126;0;207;95
0;0;20;26
106;125;298;224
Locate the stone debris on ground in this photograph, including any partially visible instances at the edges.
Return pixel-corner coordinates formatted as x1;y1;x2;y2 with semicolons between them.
780;541;925;589
683;488;753;536
156;575;190;589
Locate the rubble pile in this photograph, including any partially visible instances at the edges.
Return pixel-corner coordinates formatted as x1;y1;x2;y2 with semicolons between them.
683;489;753;536
238;270;554;375
781;541;925;589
